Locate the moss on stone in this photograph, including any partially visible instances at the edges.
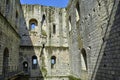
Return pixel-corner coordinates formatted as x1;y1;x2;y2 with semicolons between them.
41;29;47;36
68;75;81;80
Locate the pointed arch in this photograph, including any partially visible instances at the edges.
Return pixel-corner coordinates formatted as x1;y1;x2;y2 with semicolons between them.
81;48;87;70
3;47;9;77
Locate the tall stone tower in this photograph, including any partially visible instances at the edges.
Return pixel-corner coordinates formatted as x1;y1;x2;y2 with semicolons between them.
20;4;70;80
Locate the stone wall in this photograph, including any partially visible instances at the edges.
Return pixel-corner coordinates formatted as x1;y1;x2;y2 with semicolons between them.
20;4;70;80
66;0;120;80
0;0;25;79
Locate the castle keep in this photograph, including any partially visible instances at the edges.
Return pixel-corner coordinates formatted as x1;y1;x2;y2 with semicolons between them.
0;0;120;80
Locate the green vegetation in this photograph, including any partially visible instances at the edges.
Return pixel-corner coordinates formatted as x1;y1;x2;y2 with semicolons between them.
68;75;81;80
41;66;47;75
41;56;47;77
41;29;47;36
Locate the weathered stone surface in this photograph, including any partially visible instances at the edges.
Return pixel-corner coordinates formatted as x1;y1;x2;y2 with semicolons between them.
20;4;69;80
66;0;120;80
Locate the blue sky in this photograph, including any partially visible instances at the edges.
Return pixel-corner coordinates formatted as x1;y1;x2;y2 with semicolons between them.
20;0;69;8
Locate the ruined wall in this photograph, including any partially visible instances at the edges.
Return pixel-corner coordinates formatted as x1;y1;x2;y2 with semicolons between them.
67;0;120;80
66;0;81;79
20;4;70;80
0;0;25;79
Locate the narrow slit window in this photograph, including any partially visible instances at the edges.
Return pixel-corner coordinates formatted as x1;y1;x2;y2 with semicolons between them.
53;24;56;34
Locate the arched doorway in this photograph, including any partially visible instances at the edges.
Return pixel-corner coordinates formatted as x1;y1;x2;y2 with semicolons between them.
3;48;9;77
81;48;87;70
23;61;28;72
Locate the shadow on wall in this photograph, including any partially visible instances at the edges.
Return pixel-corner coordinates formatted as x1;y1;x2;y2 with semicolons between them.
17;17;45;80
91;1;120;80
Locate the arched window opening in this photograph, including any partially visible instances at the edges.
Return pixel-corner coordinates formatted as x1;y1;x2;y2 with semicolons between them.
41;14;46;25
53;24;56;34
69;16;72;32
76;2;80;21
42;14;45;20
3;48;9;77
81;48;87;70
23;61;28;72
29;19;38;31
51;56;56;69
32;55;37;69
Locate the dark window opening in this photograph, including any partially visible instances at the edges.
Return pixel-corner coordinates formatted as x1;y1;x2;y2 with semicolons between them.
16;11;18;25
3;48;9;77
43;14;45;20
76;2;80;21
32;55;37;69
23;61;28;72
53;24;56;34
51;56;56;69
81;48;87;70
41;14;46;24
76;2;80;16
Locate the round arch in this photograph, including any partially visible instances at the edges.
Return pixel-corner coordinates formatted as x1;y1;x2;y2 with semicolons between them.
29;18;38;30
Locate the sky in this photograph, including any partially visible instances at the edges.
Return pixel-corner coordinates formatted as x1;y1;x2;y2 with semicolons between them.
20;0;69;8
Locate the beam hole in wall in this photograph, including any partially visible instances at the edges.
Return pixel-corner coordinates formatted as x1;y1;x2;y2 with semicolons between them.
104;52;106;56
103;64;107;68
93;8;95;12
98;3;101;7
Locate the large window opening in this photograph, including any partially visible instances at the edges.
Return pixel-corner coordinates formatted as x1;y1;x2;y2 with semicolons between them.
51;56;56;69
23;61;28;72
81;48;87;70
29;19;38;31
32;55;38;69
3;48;9;77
